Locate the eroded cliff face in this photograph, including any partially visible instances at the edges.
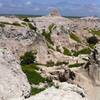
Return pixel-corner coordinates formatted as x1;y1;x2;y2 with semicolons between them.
0;48;31;100
84;44;100;85
83;44;100;100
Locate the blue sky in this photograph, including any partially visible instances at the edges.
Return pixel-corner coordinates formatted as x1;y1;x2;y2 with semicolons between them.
0;0;100;16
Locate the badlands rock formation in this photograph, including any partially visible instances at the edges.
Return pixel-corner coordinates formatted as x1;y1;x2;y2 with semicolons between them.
0;15;100;100
27;83;87;100
0;48;30;100
48;9;61;17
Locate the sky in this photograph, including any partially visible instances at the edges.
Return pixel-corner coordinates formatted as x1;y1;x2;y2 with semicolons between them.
0;0;100;16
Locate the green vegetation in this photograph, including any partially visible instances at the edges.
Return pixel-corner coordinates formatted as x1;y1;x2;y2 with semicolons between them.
69;33;81;43
47;43;55;51
12;22;21;26
68;63;84;68
0;23;5;27
48;23;56;33
0;21;21;27
0;22;11;25
20;51;36;65
90;30;100;36
55;61;68;66
22;64;46;85
73;47;91;56
42;24;56;45
31;87;45;95
56;46;61;53
23;18;30;22
46;60;55;67
28;23;37;31
63;47;72;56
46;60;68;67
21;22;27;26
87;36;98;45
42;29;54;45
20;51;53;92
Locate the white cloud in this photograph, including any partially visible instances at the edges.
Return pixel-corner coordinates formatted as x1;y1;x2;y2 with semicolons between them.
33;8;40;11
47;7;55;10
0;3;3;7
25;1;32;5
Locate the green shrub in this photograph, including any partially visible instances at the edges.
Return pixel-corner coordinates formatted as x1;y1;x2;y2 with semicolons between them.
78;48;91;54
72;51;79;56
21;22;27;26
12;22;21;26
87;36;98;45
69;33;81;43
23;18;30;22
73;48;91;56
46;60;55;67
48;24;56;33
28;23;37;31
20;51;36;65
63;47;72;56
56;46;61;53
68;63;84;68
0;22;11;25
0;23;5;27
42;29;54;45
47;43;55;51
55;61;68;66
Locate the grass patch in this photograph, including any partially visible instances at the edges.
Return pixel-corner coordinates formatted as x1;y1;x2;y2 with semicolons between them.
22;64;53;86
0;23;5;27
46;60;68;67
22;64;46;85
46;60;55;67
69;33;81;43
0;22;12;25
47;43;55;51
21;22;27;26
31;87;45;95
63;47;72;56
48;23;56;33
12;22;21;26
42;29;54;45
55;61;68;66
90;30;100;36
68;63;84;68
73;48;91;56
28;23;37;31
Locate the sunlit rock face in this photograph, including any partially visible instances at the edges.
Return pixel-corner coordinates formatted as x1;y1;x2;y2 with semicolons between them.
27;83;87;100
0;48;31;100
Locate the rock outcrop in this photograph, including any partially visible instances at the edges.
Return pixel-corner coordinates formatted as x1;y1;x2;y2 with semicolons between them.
27;82;87;100
48;9;61;17
0;48;31;100
84;44;100;85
